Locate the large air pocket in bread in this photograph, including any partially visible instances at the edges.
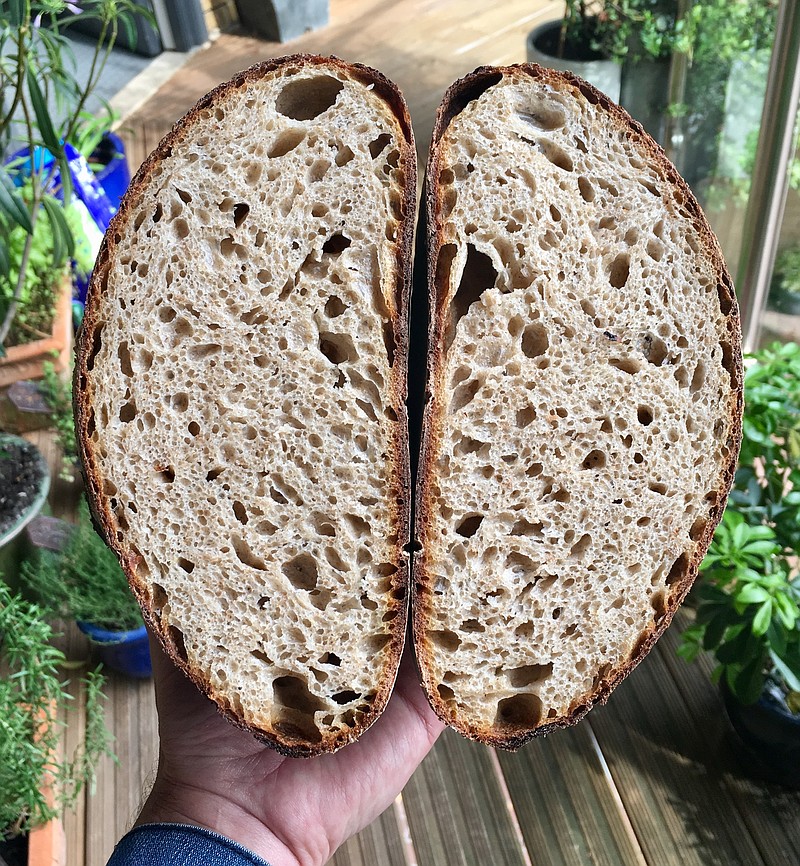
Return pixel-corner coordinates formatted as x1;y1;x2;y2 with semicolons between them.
75;56;416;756
413;65;743;748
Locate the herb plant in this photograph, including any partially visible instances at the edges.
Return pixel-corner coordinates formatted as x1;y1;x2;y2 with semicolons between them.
0;0;153;353
678;512;800;706
39;359;78;480
679;342;800;710
0;581;112;837
21;500;142;631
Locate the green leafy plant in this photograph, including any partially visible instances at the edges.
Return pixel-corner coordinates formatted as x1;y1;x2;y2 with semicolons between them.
678;512;800;706
39;358;78;479
0;581;113;837
21;500;142;631
0;0;153;354
71;106;119;165
679;343;800;710
558;0;777;63
0;178;86;347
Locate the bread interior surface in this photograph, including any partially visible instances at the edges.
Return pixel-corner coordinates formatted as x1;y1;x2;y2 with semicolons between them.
415;67;741;746
77;58;413;754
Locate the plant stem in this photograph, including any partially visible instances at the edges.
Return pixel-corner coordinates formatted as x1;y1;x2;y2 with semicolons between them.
0;207;39;347
0;17;31;139
61;15;115;148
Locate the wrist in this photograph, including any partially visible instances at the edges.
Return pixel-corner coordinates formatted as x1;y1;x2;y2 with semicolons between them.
135;776;302;866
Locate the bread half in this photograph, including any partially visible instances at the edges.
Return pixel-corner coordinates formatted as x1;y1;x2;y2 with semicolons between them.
75;56;416;755
414;65;743;748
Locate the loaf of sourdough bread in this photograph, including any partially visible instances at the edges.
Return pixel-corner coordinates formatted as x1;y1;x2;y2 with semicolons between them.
75;56;416;755
413;64;743;748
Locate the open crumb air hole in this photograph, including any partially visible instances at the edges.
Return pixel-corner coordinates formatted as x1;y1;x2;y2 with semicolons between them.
507;662;553;688
275;75;343;121
272;675;326;743
455;514;483;538
282;554;318;591
495;693;543;731
446;243;498;349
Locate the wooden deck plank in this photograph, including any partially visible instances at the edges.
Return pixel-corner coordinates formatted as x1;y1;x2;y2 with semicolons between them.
60;626;89;866
329;806;409;866
497;723;647;866
589;623;772;866
657;617;800;866
403;728;529;866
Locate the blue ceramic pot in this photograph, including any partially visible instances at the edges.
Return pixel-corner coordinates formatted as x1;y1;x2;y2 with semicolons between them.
77;620;152;678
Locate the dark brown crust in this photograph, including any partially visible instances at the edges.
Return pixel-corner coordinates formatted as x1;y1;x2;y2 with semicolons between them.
413;63;744;749
74;55;417;757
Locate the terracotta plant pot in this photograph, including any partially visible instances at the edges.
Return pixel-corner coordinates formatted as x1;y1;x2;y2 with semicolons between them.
0;702;67;866
0;275;73;389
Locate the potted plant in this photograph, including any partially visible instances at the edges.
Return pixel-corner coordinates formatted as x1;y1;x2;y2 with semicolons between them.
0;433;49;589
0;582;112;863
0;0;148;386
679;342;800;787
526;1;625;100
20;501;151;678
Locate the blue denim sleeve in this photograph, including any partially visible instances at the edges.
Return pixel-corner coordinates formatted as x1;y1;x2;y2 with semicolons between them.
106;823;273;866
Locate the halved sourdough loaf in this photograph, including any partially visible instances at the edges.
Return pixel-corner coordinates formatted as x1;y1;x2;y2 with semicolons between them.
414;65;743;748
75;56;416;755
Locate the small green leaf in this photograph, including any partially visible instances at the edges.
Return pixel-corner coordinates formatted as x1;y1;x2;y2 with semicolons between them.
752;600;773;637
6;0;24;27
0;173;34;233
41;196;75;265
733;657;766;705
57;152;73;205
702;611;731;650
0;237;9;278
735;583;770;605
119;12;136;49
27;68;62;156
742;540;779;556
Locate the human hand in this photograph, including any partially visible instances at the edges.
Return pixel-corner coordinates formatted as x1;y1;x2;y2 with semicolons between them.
136;630;445;866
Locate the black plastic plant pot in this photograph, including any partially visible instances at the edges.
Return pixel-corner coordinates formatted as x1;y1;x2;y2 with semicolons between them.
722;679;800;789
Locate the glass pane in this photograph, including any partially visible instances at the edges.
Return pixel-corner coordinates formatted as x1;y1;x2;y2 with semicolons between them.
611;1;791;345
758;116;800;347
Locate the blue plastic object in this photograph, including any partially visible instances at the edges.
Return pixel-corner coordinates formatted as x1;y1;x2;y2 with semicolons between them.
92;132;131;210
77;621;152;678
5;134;131;305
7;142;116;230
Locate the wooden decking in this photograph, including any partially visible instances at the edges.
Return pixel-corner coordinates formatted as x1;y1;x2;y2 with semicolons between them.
44;1;800;862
